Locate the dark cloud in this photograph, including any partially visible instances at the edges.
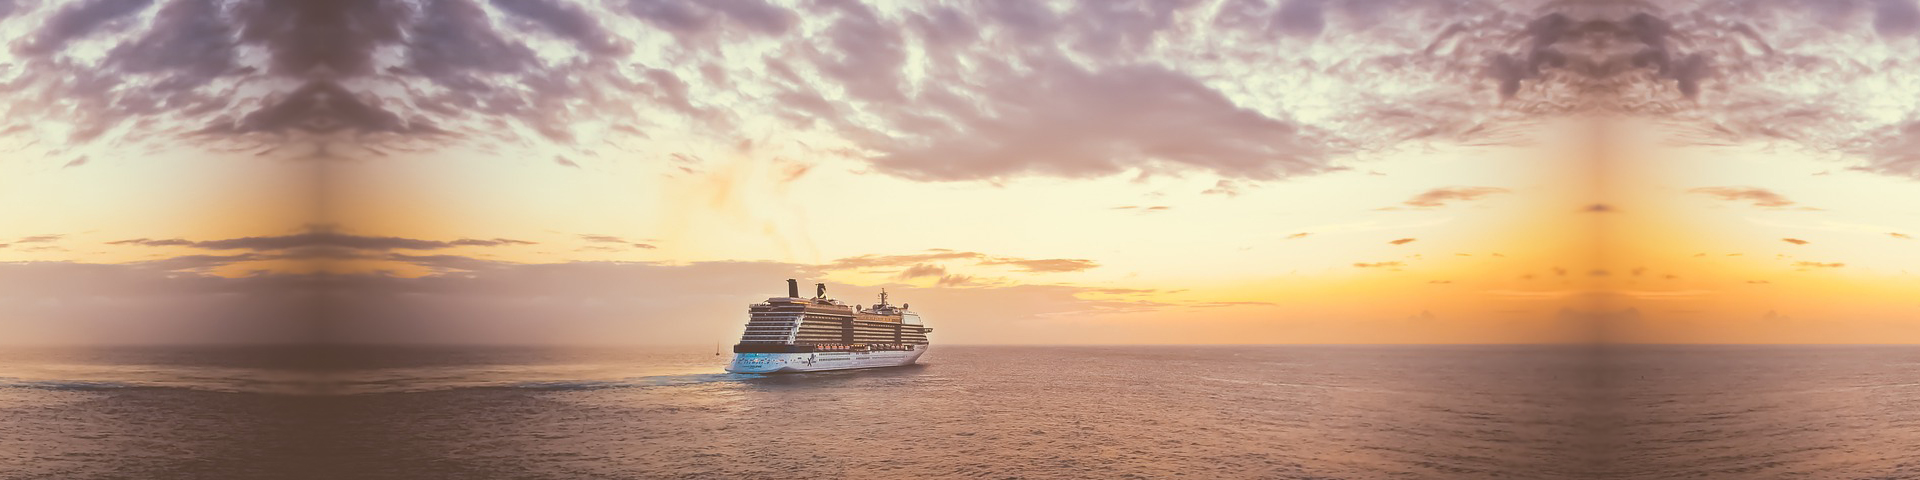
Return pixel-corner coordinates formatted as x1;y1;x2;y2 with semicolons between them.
13;0;154;55
217;81;429;134
1479;11;1708;102
1879;0;1920;35
238;0;407;77
1687;187;1798;208
1894;232;1913;239
1401;187;1511;208
865;60;1335;181
15;235;64;244
625;0;798;36
62;156;89;168
1388;238;1417;245
489;0;624;54
1781;238;1810;245
1583;203;1614;213
1275;0;1327;36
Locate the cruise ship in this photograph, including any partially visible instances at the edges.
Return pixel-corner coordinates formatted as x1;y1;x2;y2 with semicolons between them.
724;279;931;373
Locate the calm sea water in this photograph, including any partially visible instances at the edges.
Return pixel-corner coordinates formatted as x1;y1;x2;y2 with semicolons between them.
2;345;1915;479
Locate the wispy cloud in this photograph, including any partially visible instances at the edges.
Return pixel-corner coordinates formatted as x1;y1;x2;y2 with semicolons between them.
1793;261;1844;268
109;232;536;252
1399;187;1510;208
978;258;1099;273
1688;187;1800;208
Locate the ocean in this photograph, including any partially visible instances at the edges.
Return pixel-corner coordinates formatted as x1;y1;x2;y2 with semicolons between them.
2;345;1915;479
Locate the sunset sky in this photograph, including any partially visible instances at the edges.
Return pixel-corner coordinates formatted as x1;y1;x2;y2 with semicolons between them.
2;0;1916;345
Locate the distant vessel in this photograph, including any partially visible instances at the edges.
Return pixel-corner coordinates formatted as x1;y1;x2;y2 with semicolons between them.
725;279;931;373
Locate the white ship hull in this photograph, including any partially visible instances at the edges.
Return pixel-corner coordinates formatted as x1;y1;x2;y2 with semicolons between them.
726;346;926;373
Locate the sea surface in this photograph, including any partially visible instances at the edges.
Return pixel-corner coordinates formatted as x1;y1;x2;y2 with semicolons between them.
2;345;1916;479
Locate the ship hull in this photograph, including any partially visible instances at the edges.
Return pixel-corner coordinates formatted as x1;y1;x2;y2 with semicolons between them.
725;347;926;373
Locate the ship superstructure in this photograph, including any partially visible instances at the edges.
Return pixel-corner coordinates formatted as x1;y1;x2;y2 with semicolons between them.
725;279;931;373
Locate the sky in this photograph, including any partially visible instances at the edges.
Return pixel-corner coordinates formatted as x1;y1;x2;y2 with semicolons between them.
1;0;1917;345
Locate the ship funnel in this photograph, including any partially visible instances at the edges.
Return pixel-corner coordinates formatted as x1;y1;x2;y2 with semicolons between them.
786;279;799;298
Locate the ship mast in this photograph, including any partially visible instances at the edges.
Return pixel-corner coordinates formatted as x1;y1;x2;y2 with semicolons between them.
877;288;889;307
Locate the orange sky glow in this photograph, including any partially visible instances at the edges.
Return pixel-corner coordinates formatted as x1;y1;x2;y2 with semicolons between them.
2;0;1916;345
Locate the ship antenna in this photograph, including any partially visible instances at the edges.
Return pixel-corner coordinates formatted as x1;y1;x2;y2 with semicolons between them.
879;288;888;307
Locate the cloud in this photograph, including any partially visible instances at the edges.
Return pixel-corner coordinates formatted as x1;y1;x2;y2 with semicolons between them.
14;235;64;244
1201;179;1244;197
193;232;452;251
578;234;631;243
1;0;1540;175
1353;261;1404;268
896;263;947;279
1388;238;1417;245
1583;203;1614;213
577;234;657;249
863;60;1338;181
448;238;537;247
1286;232;1311;239
14;0;155;55
107;238;197;247
1893;232;1912;240
978;258;1099;273
1793;261;1844;268
135;254;264;272
827;251;986;270
107;232;537;251
1401;187;1510;208
1781;238;1809;245
1688;187;1799;208
823;249;1093;274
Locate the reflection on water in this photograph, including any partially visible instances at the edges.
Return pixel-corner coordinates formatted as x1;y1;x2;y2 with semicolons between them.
3;345;1917;479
